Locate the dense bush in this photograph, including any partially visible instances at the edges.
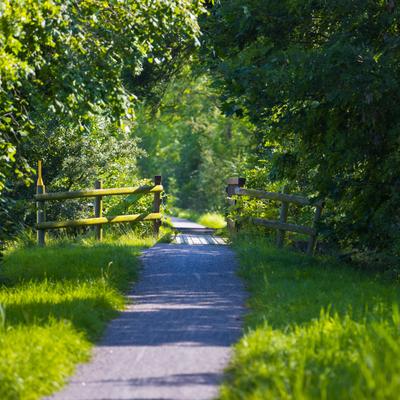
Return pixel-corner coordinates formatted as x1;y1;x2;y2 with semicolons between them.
0;116;150;246
205;0;400;259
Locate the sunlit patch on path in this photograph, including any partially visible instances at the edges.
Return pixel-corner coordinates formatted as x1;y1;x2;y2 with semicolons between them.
173;234;226;245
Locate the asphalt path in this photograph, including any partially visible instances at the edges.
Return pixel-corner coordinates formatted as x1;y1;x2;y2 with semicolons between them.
49;221;245;400
169;216;207;231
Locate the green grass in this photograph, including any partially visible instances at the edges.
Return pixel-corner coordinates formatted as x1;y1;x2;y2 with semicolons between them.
197;213;227;229
220;234;400;400
172;208;227;229
0;234;154;400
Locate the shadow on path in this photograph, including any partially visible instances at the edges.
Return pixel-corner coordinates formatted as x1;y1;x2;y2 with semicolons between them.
50;240;245;400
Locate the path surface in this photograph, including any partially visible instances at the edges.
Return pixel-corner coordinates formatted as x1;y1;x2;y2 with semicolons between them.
169;217;215;235
169;216;208;231
50;218;245;400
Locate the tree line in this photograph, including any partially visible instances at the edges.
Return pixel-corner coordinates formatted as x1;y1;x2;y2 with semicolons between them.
1;1;399;265
203;0;400;265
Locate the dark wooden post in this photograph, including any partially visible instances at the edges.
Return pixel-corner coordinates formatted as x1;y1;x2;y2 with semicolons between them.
276;187;289;248
36;160;46;246
226;177;246;233
94;180;103;241
153;175;162;238
307;201;324;255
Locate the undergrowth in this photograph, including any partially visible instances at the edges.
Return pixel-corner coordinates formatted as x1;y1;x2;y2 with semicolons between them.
220;233;400;400
0;233;153;399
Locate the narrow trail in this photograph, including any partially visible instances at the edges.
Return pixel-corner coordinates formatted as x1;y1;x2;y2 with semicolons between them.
50;218;245;400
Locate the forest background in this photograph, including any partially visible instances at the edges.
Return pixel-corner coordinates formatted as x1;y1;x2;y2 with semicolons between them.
1;0;399;269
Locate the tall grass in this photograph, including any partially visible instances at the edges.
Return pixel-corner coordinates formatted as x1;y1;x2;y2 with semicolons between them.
198;213;227;229
0;234;153;399
220;233;400;400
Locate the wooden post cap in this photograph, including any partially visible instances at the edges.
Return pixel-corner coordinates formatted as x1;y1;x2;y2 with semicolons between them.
226;177;246;186
37;160;44;186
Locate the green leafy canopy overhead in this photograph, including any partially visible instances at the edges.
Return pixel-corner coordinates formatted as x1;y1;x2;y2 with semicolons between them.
0;0;206;190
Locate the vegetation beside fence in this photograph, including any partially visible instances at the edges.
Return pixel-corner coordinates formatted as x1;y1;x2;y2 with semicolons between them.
219;233;400;400
34;161;163;246
0;234;153;399
226;178;323;255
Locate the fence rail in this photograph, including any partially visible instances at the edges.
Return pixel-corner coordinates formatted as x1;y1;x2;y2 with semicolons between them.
226;177;323;255
234;187;319;207
34;185;163;201
37;213;163;230
35;161;163;246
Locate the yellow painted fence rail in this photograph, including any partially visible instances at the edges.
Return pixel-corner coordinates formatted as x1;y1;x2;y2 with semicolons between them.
226;177;323;255
34;161;163;246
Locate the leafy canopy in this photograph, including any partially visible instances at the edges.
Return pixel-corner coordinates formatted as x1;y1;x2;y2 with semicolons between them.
0;0;206;189
205;0;400;254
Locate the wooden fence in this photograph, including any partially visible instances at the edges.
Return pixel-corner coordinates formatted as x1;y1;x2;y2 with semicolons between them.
226;178;323;255
34;161;163;246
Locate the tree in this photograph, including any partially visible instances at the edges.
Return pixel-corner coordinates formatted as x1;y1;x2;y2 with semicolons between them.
205;0;400;256
0;0;206;190
135;68;254;211
0;0;206;247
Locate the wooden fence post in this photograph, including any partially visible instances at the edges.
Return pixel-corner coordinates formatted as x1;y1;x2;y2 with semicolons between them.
276;187;289;248
226;177;246;233
307;201;324;255
153;176;162;237
36;160;46;246
94;180;103;241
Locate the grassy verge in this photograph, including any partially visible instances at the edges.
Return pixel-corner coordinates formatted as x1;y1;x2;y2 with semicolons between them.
220;233;400;400
171;208;227;229
0;234;154;399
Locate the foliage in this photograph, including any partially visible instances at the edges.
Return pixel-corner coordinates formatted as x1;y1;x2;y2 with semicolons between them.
219;233;400;399
135;68;254;211
0;234;153;399
30;117;143;191
0;0;206;190
198;212;226;229
227;167;321;248
0;116;147;248
205;0;400;257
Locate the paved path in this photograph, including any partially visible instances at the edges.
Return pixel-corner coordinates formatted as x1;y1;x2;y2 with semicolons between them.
169;216;208;231
170;217;224;245
50;219;245;400
169;217;215;236
173;234;226;245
